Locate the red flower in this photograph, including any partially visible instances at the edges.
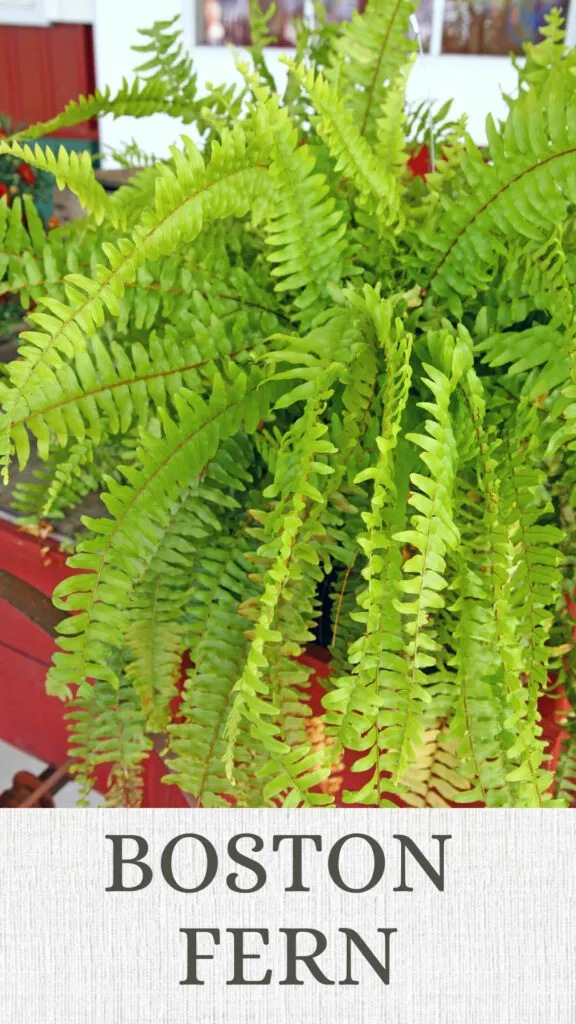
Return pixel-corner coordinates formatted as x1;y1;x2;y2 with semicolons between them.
407;144;431;179
16;162;36;185
0;182;10;205
0;129;6;138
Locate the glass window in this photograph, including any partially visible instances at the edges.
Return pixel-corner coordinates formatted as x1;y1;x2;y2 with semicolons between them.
202;0;433;48
203;0;304;46
201;0;562;52
413;0;435;51
324;0;361;24
441;1;569;55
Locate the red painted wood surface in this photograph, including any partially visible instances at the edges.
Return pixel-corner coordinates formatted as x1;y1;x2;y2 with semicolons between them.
0;519;571;807
0;518;186;806
301;651;571;806
0;23;97;140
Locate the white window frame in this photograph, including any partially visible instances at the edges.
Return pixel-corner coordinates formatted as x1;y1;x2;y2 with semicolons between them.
46;0;94;20
0;0;48;25
566;0;576;45
0;0;94;24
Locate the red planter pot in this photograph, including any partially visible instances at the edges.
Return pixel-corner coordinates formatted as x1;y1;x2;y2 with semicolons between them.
0;518;571;807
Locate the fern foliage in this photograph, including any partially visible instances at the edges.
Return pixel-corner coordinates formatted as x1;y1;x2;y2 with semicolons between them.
1;2;576;807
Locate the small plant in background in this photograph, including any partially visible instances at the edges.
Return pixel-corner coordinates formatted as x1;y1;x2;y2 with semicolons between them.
0;113;54;330
0;3;575;808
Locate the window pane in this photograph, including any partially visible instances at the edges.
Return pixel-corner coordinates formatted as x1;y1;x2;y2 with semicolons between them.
324;0;360;23
321;0;435;47
441;1;569;55
203;0;434;48
204;0;304;45
413;0;435;51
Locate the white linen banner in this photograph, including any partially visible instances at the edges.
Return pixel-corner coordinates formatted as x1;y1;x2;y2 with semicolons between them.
0;809;573;1023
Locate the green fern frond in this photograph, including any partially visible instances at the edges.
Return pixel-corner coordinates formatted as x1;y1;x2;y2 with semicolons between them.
323;288;412;805
290;62;401;229
66;673;151;806
554;727;576;805
255;87;347;316
454;370;554;805
0;129;274;481
132;15;198;107
9;18;199;144
125;437;255;734
0;138;111;223
2;312;272;465
9;78;197;144
380;332;464;785
249;0;278;91
168;527;265;807
374;56;413;179
422;65;576;317
400;727;474;807
330;0;417;145
224;368;340;775
46;368;270;698
257;744;333;807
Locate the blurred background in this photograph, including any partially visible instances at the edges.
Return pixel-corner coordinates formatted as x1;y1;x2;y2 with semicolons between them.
1;0;574;176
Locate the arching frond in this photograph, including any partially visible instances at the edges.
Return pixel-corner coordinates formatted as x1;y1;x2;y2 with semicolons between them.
330;0;417;145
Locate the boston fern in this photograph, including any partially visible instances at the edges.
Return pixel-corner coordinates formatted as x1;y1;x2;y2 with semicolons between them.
1;2;576;808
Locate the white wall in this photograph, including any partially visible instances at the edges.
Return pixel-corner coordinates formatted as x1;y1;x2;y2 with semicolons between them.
0;0;93;23
408;54;517;143
93;0;185;164
45;0;94;20
93;0;517;165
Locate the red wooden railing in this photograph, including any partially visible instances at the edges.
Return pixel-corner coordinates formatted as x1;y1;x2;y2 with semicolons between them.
0;23;97;140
